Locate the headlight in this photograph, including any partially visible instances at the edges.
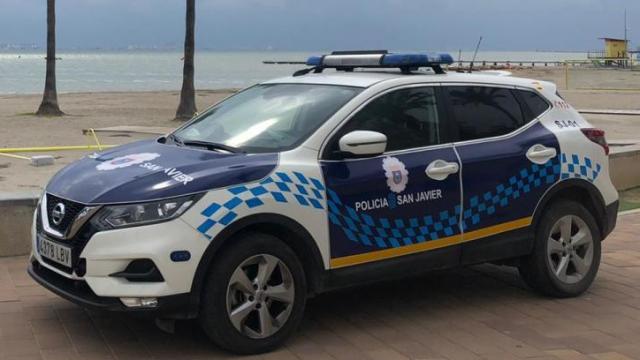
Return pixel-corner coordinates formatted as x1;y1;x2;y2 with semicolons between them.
91;193;203;230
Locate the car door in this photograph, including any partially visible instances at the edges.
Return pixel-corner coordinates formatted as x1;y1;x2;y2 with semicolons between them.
319;85;463;270
443;85;559;264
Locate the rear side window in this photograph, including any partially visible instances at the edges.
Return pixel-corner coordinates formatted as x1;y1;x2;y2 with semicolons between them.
517;90;550;120
446;86;524;141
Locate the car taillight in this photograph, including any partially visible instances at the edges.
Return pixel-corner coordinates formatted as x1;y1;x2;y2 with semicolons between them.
581;128;609;155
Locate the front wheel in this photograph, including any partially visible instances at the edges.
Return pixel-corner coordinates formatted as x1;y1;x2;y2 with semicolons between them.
199;232;306;354
519;200;601;298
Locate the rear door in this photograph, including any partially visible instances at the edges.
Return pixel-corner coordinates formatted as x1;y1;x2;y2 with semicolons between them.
443;85;559;264
320;85;463;269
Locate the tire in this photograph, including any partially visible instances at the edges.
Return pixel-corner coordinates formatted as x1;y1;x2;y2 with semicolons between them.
199;231;306;354
519;200;601;298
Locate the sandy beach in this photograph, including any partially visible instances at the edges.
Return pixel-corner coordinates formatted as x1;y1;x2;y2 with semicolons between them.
0;90;234;192
1;68;639;192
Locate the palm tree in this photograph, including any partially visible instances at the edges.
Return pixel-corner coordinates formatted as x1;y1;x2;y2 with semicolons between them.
36;0;63;116
175;0;197;121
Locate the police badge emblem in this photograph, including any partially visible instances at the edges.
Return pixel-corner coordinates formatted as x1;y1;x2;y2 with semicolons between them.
383;156;409;193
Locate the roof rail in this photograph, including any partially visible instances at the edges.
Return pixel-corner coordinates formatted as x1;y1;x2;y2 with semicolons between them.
293;51;453;76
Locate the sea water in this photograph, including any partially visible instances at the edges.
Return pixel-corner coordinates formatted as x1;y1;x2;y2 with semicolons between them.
0;50;588;95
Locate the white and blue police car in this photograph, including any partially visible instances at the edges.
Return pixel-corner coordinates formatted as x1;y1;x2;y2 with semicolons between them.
29;50;619;354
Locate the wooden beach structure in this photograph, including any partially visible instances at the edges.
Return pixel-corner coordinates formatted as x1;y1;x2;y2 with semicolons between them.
587;37;631;67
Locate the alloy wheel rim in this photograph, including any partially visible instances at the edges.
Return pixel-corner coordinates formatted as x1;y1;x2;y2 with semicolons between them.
226;254;295;339
547;215;594;284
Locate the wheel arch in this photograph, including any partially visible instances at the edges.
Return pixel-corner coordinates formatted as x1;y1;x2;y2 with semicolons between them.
532;179;607;238
190;213;326;308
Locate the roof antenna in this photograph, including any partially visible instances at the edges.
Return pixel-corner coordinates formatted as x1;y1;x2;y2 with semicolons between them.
468;36;483;73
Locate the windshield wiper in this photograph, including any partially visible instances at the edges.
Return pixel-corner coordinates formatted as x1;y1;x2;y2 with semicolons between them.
167;134;243;153
181;139;244;154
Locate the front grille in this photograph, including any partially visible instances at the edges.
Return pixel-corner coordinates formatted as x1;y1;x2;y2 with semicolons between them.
37;207;97;275
46;194;85;234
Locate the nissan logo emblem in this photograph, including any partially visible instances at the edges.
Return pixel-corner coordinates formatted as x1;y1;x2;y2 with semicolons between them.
51;203;66;226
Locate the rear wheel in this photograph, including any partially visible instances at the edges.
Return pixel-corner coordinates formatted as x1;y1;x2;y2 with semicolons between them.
519;200;601;297
199;232;306;354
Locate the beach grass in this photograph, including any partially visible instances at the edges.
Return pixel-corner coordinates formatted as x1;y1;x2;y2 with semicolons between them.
619;187;640;212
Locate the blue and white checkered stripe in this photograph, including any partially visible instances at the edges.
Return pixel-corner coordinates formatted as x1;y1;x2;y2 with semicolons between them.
326;153;599;250
196;171;326;239
462;156;561;230
560;153;601;182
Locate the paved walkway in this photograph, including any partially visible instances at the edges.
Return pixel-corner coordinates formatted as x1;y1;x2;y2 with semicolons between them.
1;213;639;360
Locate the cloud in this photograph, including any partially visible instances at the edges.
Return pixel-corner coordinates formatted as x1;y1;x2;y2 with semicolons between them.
0;0;637;50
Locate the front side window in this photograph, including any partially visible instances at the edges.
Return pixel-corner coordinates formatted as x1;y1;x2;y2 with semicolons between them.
173;84;361;153
329;87;441;155
446;86;525;141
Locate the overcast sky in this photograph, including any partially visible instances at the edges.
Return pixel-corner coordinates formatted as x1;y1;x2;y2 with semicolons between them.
1;0;638;51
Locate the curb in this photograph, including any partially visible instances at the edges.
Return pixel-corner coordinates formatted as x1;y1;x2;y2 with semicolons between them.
0;191;40;205
579;109;640;116
0;191;40;257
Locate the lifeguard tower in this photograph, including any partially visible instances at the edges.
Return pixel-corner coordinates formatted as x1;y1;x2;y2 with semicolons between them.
588;37;630;67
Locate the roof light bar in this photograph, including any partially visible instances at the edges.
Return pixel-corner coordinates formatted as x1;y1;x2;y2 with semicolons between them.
305;51;453;69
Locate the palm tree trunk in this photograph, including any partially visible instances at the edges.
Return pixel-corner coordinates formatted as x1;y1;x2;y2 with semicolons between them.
36;0;63;116
175;0;197;121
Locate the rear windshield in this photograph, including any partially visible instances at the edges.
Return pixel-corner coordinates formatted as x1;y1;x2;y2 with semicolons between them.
173;84;362;153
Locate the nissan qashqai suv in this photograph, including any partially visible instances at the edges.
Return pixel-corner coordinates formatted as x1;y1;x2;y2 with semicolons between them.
29;51;619;354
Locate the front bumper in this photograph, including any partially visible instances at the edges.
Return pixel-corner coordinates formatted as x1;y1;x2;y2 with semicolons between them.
29;258;197;318
29;258;121;310
32;214;208;297
31;198;211;318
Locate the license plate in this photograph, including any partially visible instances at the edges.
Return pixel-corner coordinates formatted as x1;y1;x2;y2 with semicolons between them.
37;235;72;268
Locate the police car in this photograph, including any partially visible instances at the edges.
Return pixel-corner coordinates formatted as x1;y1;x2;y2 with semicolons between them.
29;51;619;354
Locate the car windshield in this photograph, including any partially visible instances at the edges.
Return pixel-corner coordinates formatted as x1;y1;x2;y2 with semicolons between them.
172;84;362;153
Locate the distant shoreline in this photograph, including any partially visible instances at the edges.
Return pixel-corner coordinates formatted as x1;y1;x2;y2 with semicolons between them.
0;48;592;53
0;88;240;97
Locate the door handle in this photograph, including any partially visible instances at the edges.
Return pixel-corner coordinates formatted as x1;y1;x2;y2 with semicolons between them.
426;159;459;181
526;144;557;164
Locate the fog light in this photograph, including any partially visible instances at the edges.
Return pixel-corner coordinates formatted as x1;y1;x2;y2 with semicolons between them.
120;297;158;308
76;258;87;277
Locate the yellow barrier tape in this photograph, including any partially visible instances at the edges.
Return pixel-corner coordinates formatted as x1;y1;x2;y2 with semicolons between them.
0;152;30;160
86;128;103;151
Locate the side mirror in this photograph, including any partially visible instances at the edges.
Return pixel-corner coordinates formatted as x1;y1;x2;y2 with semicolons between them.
338;130;387;157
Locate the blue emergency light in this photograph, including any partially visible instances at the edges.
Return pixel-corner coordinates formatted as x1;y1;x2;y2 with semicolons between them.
303;50;453;75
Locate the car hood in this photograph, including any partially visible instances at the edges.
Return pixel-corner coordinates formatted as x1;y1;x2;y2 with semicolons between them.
45;139;278;204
